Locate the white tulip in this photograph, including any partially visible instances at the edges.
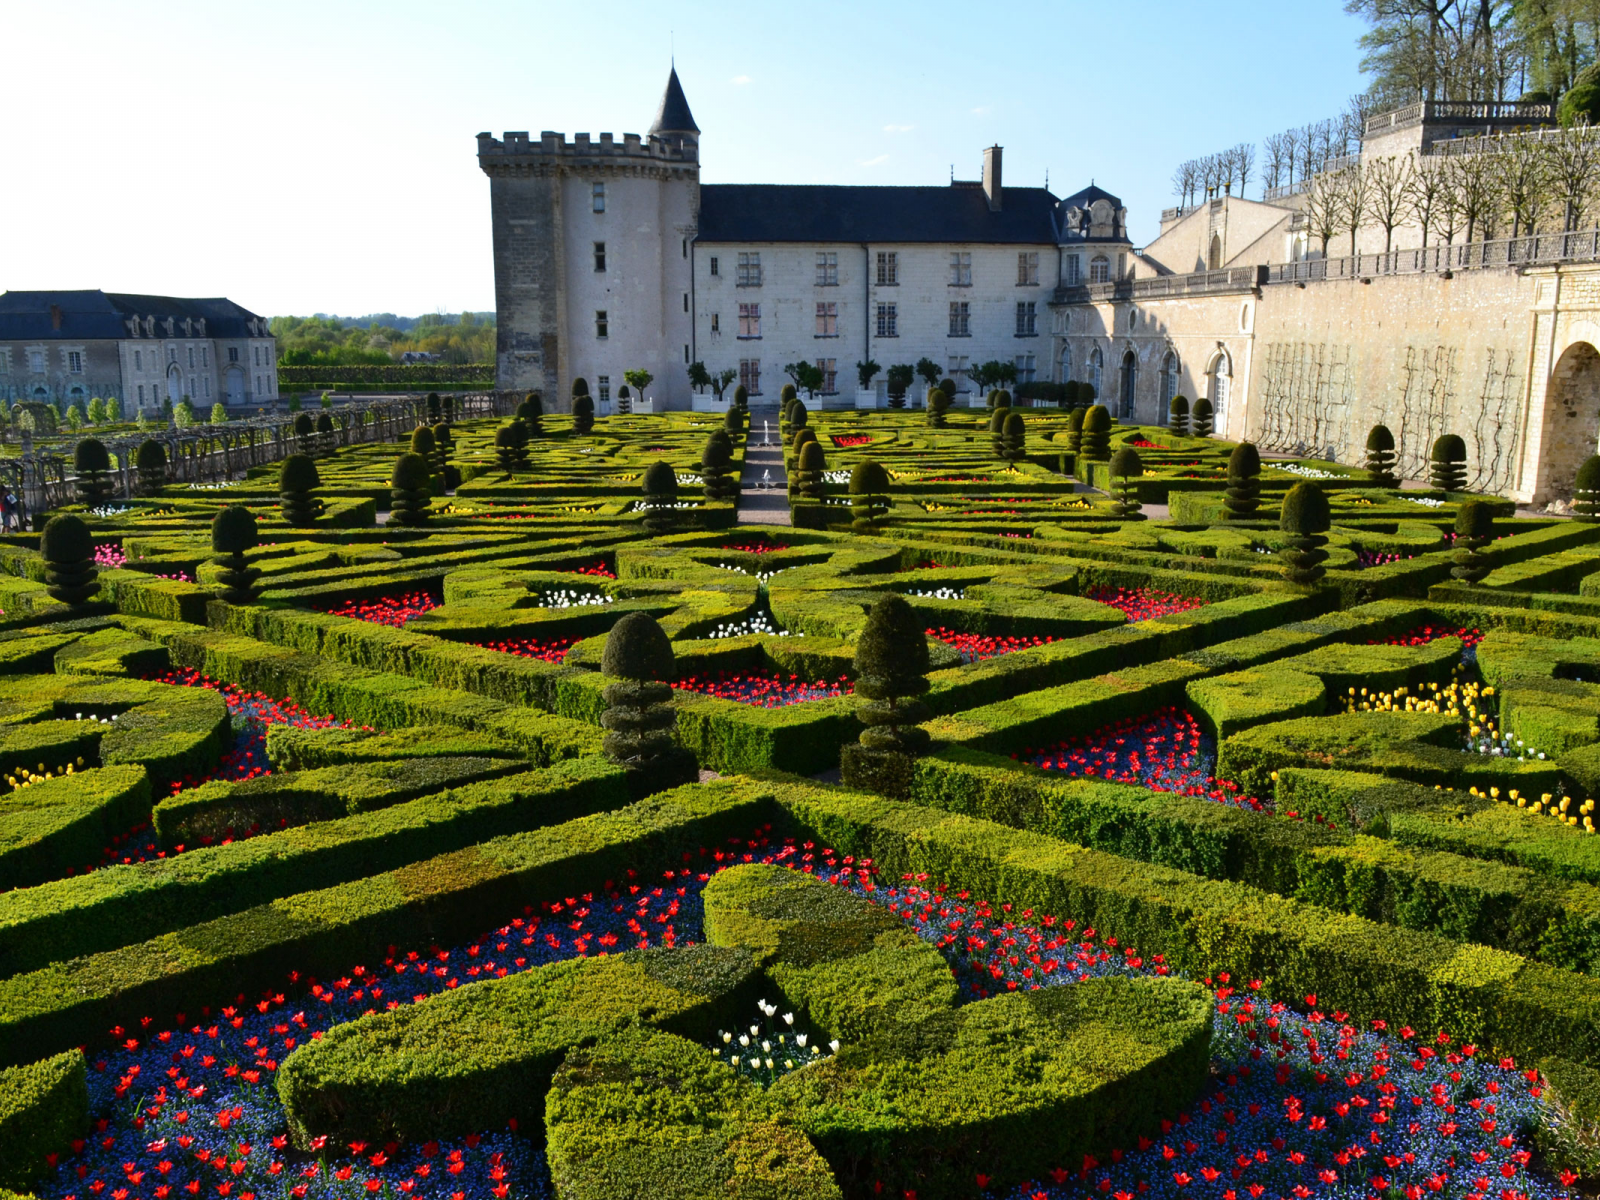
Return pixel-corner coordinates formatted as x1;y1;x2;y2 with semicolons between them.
783;1013;794;1026
739;1034;750;1047
795;1034;808;1048
722;1032;731;1044
829;1040;841;1053
765;1058;774;1070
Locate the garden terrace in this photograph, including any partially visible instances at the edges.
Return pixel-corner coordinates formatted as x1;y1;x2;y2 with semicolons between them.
0;407;1598;1200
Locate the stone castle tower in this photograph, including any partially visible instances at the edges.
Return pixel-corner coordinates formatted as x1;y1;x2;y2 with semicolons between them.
478;69;700;410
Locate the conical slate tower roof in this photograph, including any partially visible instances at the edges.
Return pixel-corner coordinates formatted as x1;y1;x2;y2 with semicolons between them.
649;67;699;135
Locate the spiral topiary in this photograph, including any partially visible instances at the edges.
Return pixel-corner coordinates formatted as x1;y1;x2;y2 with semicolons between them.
1080;404;1112;462
797;440;827;501
616;385;632;416
1279;481;1331;587
135;438;167;497
1576;455;1600;521
641;461;678;535
40;515;98;606
599;611;697;789
1430;434;1467;493
1108;447;1144;519
1001;413;1027;463
1365;424;1399;488
293;411;316;455
840;594;932;797
1451;500;1495;583
211;505;262;605
1191;397;1214;438
925;389;951;429
517;393;544;436
701;431;737;502
572;393;595;436
849;460;891;533
389;453;433;526
1168;395;1190;437
1065;407;1086;453
73;438;115;506
1223;442;1262;520
279;454;323;527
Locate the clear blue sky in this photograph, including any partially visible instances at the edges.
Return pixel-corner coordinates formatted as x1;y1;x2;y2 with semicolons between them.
5;0;1369;318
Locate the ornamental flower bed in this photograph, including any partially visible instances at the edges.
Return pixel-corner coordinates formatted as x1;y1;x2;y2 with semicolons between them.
474;636;582;664
1086;587;1208;622
929;627;1054;664
721;541;789;554
830;434;874;448
671;670;850;707
561;561;617;579
326;592;441;628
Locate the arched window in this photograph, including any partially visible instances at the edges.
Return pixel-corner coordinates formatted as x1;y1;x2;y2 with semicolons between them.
1088;346;1104;399
1159;351;1179;425
1089;256;1111;284
1059;343;1073;384
1119;350;1137;420
1207;350;1232;432
1207;234;1223;270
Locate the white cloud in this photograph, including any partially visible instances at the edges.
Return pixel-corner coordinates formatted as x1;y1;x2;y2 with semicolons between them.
859;154;889;166
970;105;992;115
730;74;752;85
883;123;914;133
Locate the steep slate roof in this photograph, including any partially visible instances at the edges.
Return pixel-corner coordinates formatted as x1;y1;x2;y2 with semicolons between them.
698;184;1061;244
650;67;700;135
1058;184;1122;210
0;290;264;340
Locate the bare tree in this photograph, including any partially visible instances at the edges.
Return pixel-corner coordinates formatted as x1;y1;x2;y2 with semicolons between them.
1219;148;1239;196
1282;126;1303;191
1171;161;1191;206
1494;132;1553;236
1234;142;1257;196
1264;132;1288;192
1365;153;1416;251
1445;149;1502;244
1335;162;1372;254
1201;154;1221;199
1545;123;1600;232
1304;170;1345;256
1404;152;1450;245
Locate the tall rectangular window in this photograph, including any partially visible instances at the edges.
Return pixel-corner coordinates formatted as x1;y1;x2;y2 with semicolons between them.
875;303;898;338
592;182;605;212
67;351;83;373
187;346;196;369
1017;252;1040;286
594;242;606;272
1015;302;1037;336
876;251;898;285
595;310;609;339
1014;354;1037;383
739;358;762;395
815;302;838;337
738;303;761;338
134;350;143;370
736;252;762;287
949;252;972;286
948;302;971;337
1066;255;1081;285
711;313;720;334
817;358;837;395
709;256;719;276
202;347;210;368
1089;256;1111;284
138;384;145;403
597;375;611;403
815;252;838;286
29;349;45;373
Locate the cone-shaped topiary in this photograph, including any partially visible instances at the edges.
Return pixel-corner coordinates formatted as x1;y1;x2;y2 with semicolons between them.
1451;499;1494;583
599;611;697;788
789;398;809;432
849;460;891;533
641;461;678;535
211;505;262;604
1431;434;1467;492
1365;424;1399;488
293;412;316;455
517;393;544;436
1001;412;1027;463
797;440;828;501
1080;404;1112;461
135;438;167;496
722;405;744;437
73;438;115;505
1279;481;1331;587
791;427;817;455
389;453;433;525
279;454;323;527
1065;407;1086;453
701;431;737;502
925;388;950;429
1109;447;1144;519
426;392;442;423
1191;397;1214;438
986;389;1002;410
733;384;748;411
840;594;932;797
40;514;98;606
1576;455;1600;521
1168;395;1189;437
1223;442;1262;520
572;393;595;435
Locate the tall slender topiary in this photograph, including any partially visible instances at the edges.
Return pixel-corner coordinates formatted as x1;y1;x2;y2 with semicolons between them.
1080;404;1112;461
315;412;336;455
797;440;827;501
211;505;261;605
135;438;166;497
1576;455;1600;521
41;515;97;606
1191;397;1214;438
641;461;678;535
572;393;595;436
599;611;697;789
840;595;932;797
426;392;442;423
733;384;748;411
1365;424;1399;488
1001;412;1026;463
517;393;544;436
789;398;809;435
1109;448;1144;519
1065;407;1086;453
1451;499;1494;583
849;460;890;533
701;431;737;501
279;454;322;527
1279;482;1331;587
442;394;456;423
1431;434;1467;492
73;438;115;506
1224;442;1262;520
616;385;632;416
925;389;950;429
293;412;316;456
494;424;522;473
1168;395;1190;437
389;453;433;525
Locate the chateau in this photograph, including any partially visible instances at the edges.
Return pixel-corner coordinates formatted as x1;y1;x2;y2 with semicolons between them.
0;290;279;414
482;72;1600;506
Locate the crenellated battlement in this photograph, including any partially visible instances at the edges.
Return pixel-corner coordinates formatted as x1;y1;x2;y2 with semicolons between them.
477;129;698;170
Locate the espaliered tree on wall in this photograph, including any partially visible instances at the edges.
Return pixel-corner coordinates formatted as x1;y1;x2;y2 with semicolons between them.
701;432;736;502
389;454;433;526
1169;395;1190;437
1080;404;1112;462
840;594;932;798
1577;455;1600;521
1191;397;1215;438
1431;435;1468;493
1224;442;1262;520
1452;500;1495;583
1279;481;1331;587
279;455;322;528
1109;447;1144;519
41;514;97;606
641;461;678;535
849;460;890;532
211;505;262;605
73;439;115;507
599;611;697;792
135;440;166;497
1366;425;1399;488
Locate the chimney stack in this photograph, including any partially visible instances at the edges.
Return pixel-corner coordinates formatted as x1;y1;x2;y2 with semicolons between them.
49;304;62;331
982;145;1003;212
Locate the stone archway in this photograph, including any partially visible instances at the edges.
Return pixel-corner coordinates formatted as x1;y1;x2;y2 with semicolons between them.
1537;340;1600;503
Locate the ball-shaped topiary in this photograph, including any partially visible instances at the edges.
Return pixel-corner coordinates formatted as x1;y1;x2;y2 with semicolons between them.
572;393;595;436
1430;434;1467;493
135;438;167;497
40;514;98;606
938;377;957;398
701;431;737;502
409;425;436;461
1065;407;1086;453
517;393;544;436
1191;397;1215;438
840;594;932;797
1279;481;1331;587
1576;455;1600;521
279;454;323;527
1451;499;1495;583
210;505;262;604
1365;424;1399;488
797;440;828;501
1080;404;1112;462
925;389;951;429
389;453;433;526
1168;395;1190;437
1223;442;1262;520
73;437;115;505
849;460;891;533
641;461;678;535
1108;447;1144;519
599;611;697;788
